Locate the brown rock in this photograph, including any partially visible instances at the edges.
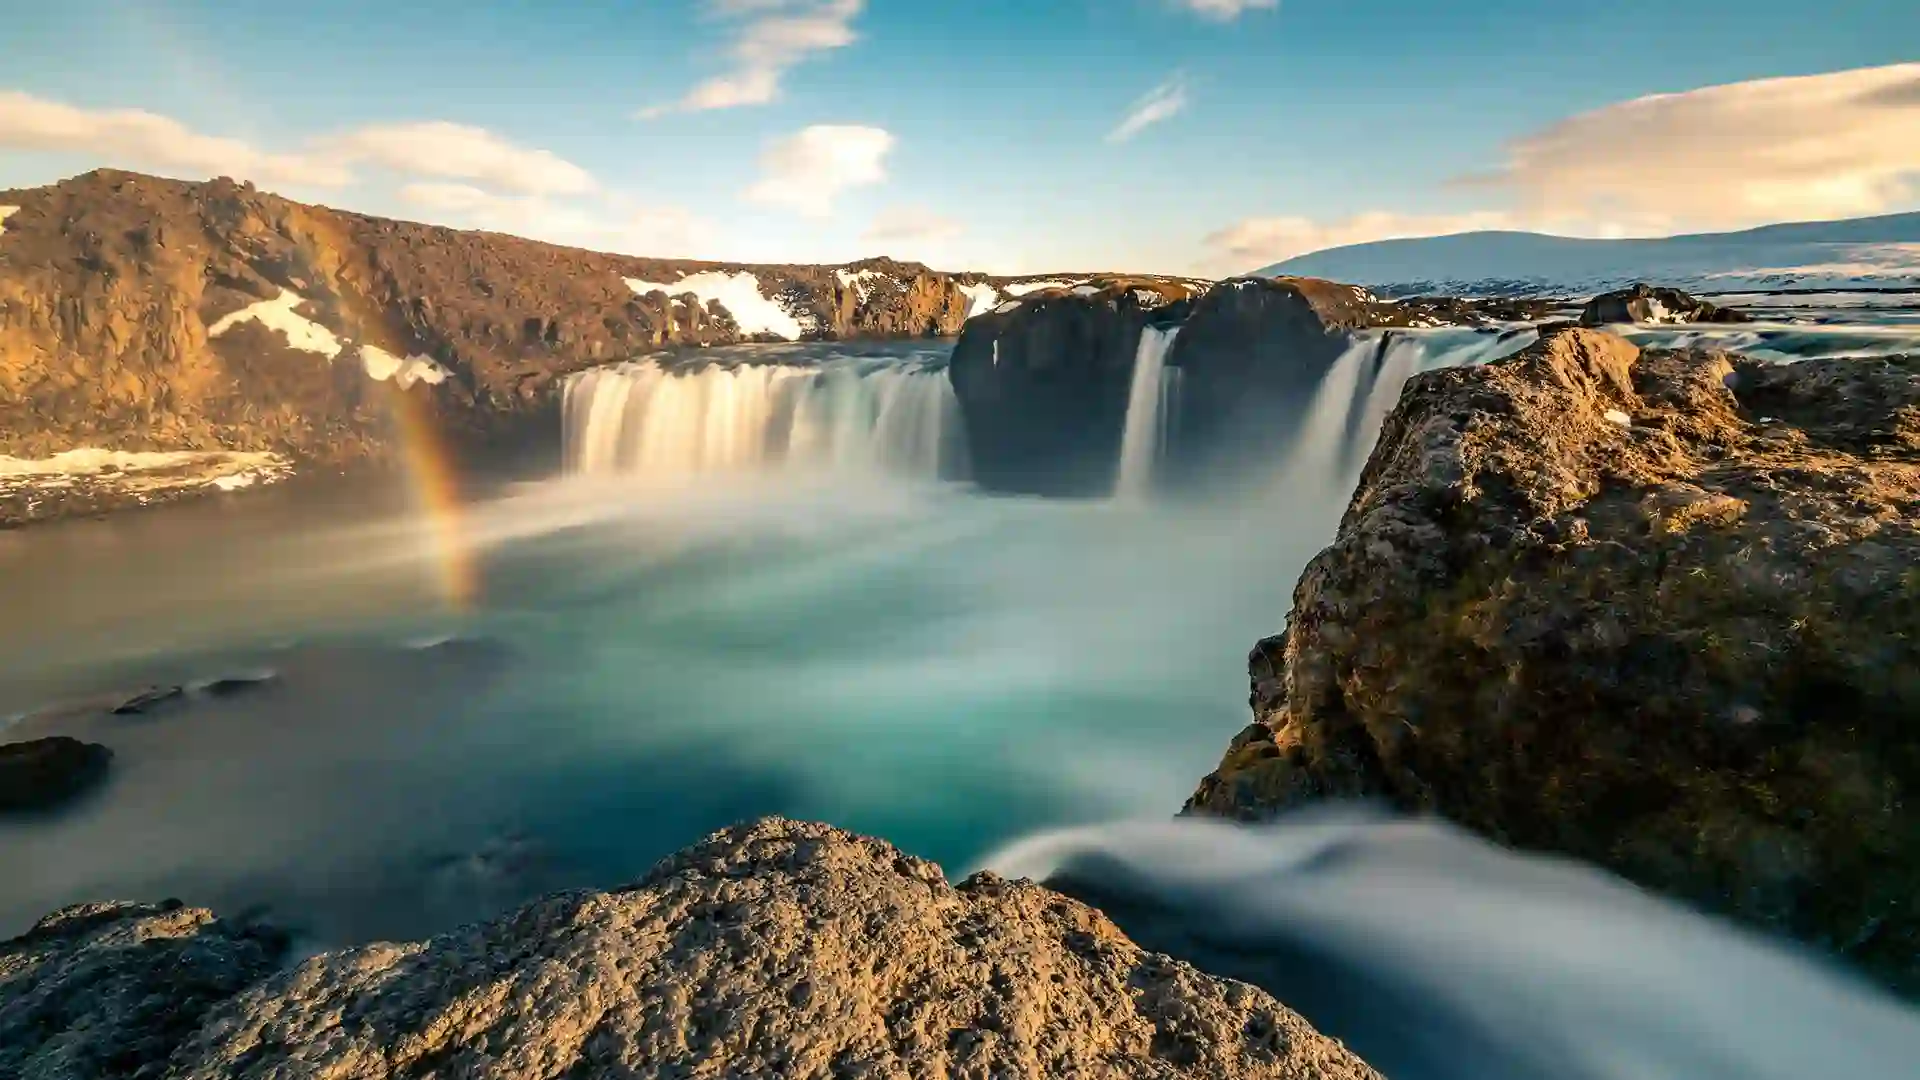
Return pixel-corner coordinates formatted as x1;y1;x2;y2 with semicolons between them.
1579;282;1750;326
1;819;1381;1079
1186;325;1920;994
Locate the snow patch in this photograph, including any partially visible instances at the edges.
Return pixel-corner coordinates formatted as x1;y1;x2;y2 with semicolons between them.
361;345;451;389
624;271;804;341
1004;279;1083;297
835;268;888;302
1604;409;1633;427
0;448;291;500
1131;289;1170;308
0;206;17;238
993;300;1023;315
208;289;344;357
1071;285;1102;297
959;282;1002;319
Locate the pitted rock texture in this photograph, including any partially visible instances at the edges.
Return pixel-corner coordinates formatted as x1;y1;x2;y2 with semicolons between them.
3;819;1380;1080
1187;325;1920;994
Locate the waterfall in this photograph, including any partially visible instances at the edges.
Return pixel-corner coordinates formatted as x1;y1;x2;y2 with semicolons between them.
1115;326;1181;499
1279;326;1540;495
562;356;968;480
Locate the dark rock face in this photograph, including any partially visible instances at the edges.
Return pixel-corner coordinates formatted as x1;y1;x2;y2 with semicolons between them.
1579;283;1750;326
0;736;111;811
0;170;987;522
949;279;1197;495
1185;325;1920;994
1162;277;1379;486
1386;294;1561;327
0;819;1380;1080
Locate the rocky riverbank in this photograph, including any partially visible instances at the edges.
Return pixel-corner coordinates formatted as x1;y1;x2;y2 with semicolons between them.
0;818;1381;1080
1186;324;1920;994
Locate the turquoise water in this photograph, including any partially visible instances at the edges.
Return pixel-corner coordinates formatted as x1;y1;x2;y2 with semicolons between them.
0;463;1338;944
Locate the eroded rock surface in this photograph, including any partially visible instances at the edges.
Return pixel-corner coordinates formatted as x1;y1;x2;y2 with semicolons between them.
3;819;1380;1079
1187;326;1920;993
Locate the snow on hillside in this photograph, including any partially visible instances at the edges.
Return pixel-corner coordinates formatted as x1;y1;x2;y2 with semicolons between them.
1261;213;1920;297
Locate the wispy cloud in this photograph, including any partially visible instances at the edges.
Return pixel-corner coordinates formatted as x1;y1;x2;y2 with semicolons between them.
641;0;864;118
745;124;893;218
0;91;352;188
324;122;595;196
1108;73;1190;144
1172;0;1278;20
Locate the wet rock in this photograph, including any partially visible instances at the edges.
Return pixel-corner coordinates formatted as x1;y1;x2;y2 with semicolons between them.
0;736;112;811
949;278;1201;495
1163;277;1382;485
1579;282;1750;326
111;685;186;715
1186;326;1920;995
1;819;1381;1079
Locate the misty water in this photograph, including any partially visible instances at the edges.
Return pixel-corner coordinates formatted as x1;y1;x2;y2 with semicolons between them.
6;315;1920;1077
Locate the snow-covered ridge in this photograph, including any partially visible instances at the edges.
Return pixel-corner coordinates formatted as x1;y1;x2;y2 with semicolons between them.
208;289;345;357
0;206;18;238
624;270;807;341
1264;215;1920;299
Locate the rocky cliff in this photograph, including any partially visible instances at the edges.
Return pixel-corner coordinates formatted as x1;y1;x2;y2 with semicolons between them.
0;818;1381;1080
948;274;1526;496
948;278;1199;494
1186;325;1920;993
0;169;994;523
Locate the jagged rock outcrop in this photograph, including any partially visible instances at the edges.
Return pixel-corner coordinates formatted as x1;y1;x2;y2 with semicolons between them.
1579;283;1750;326
1185;325;1920;994
0;170;987;522
948;278;1199;495
1;818;1381;1079
0;736;111;811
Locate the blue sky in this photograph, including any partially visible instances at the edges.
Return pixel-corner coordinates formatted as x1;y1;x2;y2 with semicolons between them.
3;0;1917;273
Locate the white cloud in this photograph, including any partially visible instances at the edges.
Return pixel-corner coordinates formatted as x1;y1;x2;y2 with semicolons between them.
1466;62;1920;230
745;124;892;218
1203;211;1514;270
641;0;864;117
0;91;352;187
325;122;594;196
397;183;714;257
1108;73;1190;144
1202;62;1920;272
1172;0;1278;19
864;205;962;246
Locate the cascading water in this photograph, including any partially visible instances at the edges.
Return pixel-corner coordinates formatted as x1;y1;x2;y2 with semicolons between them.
1114;326;1181;499
562;353;969;481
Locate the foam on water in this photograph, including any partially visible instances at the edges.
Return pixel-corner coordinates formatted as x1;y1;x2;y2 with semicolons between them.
985;809;1920;1080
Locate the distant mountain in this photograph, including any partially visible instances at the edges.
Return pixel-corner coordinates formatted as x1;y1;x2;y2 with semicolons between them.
1259;212;1920;297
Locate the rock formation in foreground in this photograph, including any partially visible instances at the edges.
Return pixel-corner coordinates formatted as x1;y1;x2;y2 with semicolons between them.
1579;283;1750;326
1187;326;1920;993
0;170;996;524
0;818;1380;1080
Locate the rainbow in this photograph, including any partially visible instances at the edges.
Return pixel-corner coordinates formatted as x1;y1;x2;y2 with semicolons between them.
383;384;480;611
